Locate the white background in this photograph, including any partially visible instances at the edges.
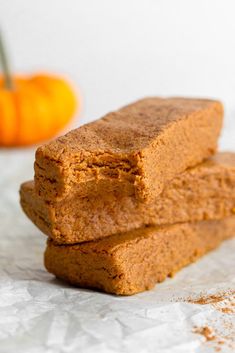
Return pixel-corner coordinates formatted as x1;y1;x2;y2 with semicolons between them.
1;0;235;128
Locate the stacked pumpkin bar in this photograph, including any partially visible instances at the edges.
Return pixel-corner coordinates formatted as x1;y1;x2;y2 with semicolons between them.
20;97;235;295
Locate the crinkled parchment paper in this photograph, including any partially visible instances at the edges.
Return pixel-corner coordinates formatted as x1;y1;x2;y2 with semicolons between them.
0;142;235;353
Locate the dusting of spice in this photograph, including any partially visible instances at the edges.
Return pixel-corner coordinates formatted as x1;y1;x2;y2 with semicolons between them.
187;290;234;305
189;294;225;305
194;326;216;341
193;325;232;352
186;290;235;315
221;307;234;314
189;291;235;352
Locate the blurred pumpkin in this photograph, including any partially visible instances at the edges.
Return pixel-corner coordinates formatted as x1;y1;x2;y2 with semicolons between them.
0;33;77;146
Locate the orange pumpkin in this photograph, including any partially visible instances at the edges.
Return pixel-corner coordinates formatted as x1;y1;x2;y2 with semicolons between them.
0;34;77;146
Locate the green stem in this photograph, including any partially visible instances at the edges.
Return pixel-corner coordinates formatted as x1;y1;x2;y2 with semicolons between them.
0;31;14;89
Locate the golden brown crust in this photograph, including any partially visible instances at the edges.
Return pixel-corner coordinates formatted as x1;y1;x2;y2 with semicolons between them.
44;217;235;295
21;152;235;244
34;97;223;201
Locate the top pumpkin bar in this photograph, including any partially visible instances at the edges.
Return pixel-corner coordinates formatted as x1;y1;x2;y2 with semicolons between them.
34;97;223;202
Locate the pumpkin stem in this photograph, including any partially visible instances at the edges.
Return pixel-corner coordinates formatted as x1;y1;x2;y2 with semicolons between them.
0;31;14;89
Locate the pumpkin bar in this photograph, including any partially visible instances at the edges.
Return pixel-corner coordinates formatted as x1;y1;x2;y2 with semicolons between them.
44;217;235;295
21;153;235;244
34;97;223;202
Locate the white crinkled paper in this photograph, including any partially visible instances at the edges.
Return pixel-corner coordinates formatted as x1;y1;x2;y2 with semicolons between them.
0;144;235;353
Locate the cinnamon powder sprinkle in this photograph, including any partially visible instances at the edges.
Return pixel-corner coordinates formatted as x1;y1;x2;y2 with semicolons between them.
187;291;234;305
194;326;216;341
221;307;234;314
189;294;225;305
189;291;235;351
